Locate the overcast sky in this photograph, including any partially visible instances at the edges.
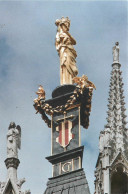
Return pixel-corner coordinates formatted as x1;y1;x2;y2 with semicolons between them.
0;1;127;194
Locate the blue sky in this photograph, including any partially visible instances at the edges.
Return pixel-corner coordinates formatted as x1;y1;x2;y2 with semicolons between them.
0;1;127;193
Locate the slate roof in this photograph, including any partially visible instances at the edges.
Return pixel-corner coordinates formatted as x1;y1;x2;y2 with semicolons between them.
44;169;90;194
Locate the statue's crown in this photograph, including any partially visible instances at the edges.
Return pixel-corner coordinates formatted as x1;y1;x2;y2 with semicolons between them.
55;17;70;27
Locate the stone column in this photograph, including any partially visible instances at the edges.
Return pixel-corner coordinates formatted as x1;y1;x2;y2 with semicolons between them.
103;146;111;194
103;167;110;194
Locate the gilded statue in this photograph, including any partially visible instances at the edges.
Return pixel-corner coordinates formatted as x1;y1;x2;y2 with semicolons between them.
34;85;45;107
73;75;96;90
7;122;21;158
55;17;78;85
112;42;120;63
36;85;45;100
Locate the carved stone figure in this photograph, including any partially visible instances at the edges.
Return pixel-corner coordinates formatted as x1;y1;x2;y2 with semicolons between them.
112;42;120;63
73;75;96;90
55;17;78;85
7;122;21;158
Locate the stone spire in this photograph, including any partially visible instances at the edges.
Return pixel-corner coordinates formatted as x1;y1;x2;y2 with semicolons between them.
100;42;128;158
95;42;128;194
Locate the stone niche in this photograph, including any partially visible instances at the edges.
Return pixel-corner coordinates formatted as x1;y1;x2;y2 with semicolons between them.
111;167;128;194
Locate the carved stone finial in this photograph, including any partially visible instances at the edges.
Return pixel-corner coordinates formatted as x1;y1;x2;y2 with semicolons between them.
55;17;78;85
7;122;21;159
17;178;26;189
112;42;120;63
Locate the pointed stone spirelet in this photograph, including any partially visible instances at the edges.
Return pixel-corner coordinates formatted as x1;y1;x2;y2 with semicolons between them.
104;42;128;157
95;42;128;194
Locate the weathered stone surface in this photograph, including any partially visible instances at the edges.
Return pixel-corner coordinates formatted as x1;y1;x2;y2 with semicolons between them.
5;157;20;170
0;123;30;194
95;43;128;194
7;122;21;159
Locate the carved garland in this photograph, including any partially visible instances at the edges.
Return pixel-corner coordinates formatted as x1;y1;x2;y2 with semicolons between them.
34;85;93;128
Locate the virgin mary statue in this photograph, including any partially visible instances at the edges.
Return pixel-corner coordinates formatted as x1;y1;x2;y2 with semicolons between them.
55;17;78;85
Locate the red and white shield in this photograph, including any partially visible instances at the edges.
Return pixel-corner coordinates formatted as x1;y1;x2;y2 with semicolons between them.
56;120;74;148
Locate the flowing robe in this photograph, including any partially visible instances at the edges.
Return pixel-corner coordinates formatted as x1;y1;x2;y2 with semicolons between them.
7;128;19;158
56;28;78;84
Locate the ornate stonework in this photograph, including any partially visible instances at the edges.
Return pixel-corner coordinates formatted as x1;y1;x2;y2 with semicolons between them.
112;42;120;63
0;123;30;194
110;152;128;177
95;43;128;194
5;157;20;169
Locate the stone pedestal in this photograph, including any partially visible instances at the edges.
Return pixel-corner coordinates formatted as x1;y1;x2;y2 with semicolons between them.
45;146;90;193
